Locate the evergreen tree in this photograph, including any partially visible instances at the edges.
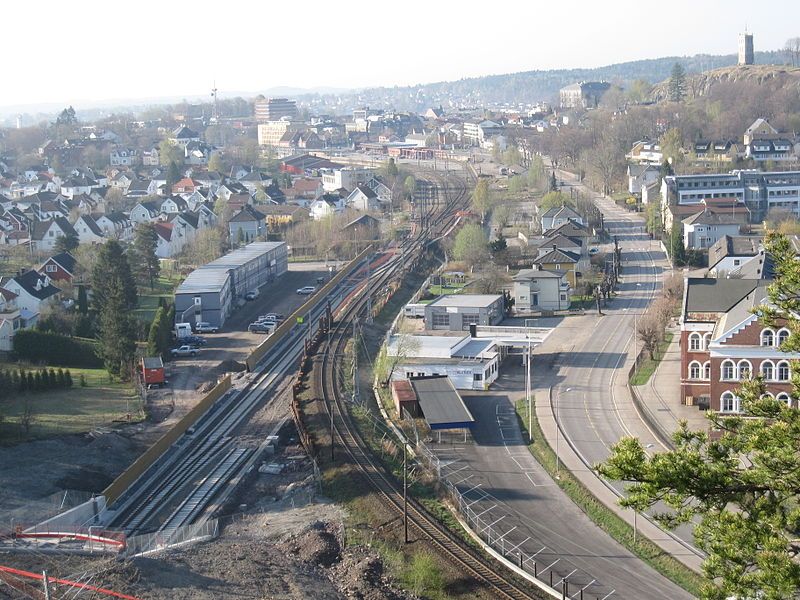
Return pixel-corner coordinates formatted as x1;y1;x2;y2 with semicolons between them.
669;221;686;266
18;369;26;393
48;369;57;389
77;284;88;315
147;306;172;359
33;370;43;391
130;222;161;289
91;240;137;311
668;62;687;103
57;368;66;388
54;232;79;254
65;370;73;388
549;171;558;192
11;370;19;391
97;284;137;377
26;372;34;391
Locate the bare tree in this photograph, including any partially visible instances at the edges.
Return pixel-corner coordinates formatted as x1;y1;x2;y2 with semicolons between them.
18;398;37;437
636;313;663;360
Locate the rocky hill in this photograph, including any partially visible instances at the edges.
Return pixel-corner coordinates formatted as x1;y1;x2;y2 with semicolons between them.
651;64;800;102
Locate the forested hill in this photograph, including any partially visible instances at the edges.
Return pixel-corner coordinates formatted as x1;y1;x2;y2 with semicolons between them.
336;50;786;110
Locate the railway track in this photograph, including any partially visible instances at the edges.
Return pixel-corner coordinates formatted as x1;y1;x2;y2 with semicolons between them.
315;170;542;600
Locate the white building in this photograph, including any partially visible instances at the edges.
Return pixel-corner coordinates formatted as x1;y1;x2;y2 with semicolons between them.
321;166;375;192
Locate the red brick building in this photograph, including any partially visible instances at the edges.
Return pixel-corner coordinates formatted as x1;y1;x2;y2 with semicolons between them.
681;278;796;412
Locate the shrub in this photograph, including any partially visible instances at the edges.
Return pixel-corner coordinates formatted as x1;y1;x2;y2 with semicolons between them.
13;330;102;369
79;374;87;387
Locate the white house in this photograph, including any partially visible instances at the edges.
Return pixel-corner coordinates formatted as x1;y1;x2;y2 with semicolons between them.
110;148;139;167
130;201;161;224
160;196;189;214
30;218;78;252
627;164;660;196
73;214;107;244
346;184;381;212
512;267;571;312
540;205;584;232
682;210;742;250
95;212;132;240
364;176;393;204
0;270;60;315
310;196;344;220
0;288;37;353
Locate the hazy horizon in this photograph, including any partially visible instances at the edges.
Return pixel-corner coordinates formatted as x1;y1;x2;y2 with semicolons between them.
3;0;799;113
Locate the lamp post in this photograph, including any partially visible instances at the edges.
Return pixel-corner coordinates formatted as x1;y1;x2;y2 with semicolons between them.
524;318;537;438
554;387;572;479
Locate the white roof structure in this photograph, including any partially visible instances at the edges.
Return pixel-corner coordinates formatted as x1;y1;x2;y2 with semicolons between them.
176;242;284;295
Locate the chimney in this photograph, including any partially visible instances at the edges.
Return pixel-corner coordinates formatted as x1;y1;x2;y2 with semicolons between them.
552;244;557;251
469;323;477;338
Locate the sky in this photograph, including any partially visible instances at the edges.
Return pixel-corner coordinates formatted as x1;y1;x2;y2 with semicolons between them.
3;0;800;111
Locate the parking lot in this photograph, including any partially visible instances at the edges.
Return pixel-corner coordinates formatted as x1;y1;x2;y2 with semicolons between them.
153;265;331;419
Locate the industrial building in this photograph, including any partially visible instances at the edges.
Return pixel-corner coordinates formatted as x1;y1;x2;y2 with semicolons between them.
174;242;288;328
424;294;505;331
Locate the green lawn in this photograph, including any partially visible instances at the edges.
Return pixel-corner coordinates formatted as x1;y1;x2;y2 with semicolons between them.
134;274;183;323
630;333;673;386
428;282;467;296
0;364;141;442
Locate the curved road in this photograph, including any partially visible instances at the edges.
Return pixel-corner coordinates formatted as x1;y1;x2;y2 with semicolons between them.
538;170;699;550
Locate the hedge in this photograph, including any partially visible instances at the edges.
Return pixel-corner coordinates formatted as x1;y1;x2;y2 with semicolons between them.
13;330;103;368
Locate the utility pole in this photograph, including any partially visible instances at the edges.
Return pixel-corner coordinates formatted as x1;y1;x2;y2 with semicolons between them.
365;255;373;324
403;441;409;543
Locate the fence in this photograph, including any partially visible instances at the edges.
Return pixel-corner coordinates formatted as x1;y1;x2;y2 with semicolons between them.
123;518;219;557
374;394;614;599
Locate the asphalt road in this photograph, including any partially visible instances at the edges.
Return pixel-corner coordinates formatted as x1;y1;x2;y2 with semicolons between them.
430;367;695;600
538;173;698;549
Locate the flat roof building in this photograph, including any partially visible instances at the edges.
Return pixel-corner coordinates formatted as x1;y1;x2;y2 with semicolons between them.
424;294;504;332
410;376;475;431
174;242;288;328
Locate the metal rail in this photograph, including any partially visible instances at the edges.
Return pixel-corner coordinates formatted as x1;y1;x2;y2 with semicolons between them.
315;173;542;600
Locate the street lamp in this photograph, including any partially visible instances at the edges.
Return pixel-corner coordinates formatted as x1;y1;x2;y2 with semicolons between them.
554;387;572;479
524;318;537;438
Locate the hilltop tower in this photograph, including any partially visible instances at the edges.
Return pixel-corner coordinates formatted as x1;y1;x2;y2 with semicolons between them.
738;31;754;65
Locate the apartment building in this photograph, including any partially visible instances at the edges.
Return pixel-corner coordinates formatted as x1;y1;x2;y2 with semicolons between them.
254;97;298;122
257;120;302;147
661;170;800;221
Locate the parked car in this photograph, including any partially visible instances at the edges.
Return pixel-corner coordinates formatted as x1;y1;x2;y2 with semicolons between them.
249;322;275;333
171;345;199;357
194;322;219;333
183;335;207;346
296;286;316;295
259;313;284;323
588;247;600;255
316;276;325;284
245;290;259;301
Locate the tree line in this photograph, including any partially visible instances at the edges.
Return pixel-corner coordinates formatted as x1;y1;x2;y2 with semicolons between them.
0;368;73;399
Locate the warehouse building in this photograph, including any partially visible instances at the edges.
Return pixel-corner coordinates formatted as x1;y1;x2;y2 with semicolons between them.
424;294;505;331
174;242;288;328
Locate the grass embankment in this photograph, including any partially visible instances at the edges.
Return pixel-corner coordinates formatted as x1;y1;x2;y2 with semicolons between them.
134;274;183;323
428;283;467;296
0;364;141;441
630;333;674;386
514;398;704;597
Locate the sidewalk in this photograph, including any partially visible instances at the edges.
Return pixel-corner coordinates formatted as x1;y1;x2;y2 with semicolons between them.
632;327;708;445
535;369;705;574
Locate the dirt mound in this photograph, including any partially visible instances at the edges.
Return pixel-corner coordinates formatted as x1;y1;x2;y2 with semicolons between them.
280;520;342;567
216;359;247;373
330;548;412;600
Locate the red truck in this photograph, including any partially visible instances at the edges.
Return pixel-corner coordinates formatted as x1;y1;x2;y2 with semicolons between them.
141;357;166;388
